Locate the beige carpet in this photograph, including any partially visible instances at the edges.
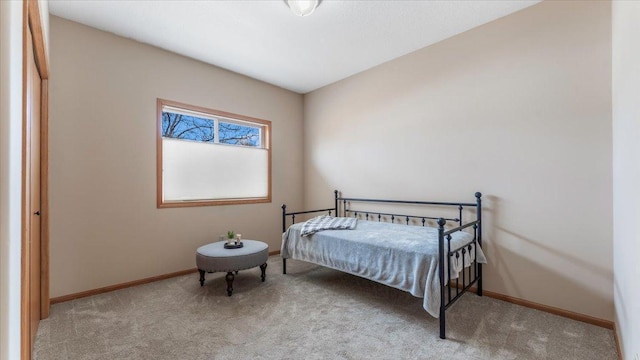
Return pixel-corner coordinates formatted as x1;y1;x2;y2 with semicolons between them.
34;256;618;359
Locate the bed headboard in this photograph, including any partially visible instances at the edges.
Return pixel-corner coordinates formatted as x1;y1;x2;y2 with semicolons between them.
282;190;481;235
335;190;481;228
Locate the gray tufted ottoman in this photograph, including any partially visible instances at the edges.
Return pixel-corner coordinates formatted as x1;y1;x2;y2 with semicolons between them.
196;240;268;296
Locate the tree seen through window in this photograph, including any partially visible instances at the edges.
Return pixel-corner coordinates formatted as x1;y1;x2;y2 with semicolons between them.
162;111;259;147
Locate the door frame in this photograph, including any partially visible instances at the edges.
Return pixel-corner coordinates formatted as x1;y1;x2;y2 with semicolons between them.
21;0;49;359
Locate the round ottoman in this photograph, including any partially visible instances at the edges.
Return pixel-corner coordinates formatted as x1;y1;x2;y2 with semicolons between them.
196;240;268;296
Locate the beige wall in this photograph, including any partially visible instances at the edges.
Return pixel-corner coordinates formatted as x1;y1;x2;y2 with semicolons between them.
304;1;613;321
612;1;640;358
49;17;304;297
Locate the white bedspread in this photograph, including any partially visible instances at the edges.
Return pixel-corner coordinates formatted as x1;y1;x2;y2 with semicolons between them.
281;220;487;318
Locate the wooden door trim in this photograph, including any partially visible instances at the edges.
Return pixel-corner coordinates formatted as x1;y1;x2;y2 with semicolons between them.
40;78;49;319
26;0;48;78
21;0;49;359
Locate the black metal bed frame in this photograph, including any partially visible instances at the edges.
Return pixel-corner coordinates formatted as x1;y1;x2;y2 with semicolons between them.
281;190;483;339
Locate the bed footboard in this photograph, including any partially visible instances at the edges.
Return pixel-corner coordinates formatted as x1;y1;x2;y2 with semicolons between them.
437;191;482;339
281;198;338;274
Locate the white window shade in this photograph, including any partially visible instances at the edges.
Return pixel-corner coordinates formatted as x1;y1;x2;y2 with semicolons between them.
162;138;268;201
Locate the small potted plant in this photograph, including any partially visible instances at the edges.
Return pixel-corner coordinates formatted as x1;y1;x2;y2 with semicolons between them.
227;230;236;244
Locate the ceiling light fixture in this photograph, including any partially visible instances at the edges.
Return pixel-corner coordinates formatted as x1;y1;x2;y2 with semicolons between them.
286;0;319;17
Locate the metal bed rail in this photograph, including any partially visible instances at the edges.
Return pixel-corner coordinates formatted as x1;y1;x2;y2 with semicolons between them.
280;206;336;232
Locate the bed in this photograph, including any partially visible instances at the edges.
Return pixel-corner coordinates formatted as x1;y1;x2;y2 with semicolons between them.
281;191;486;339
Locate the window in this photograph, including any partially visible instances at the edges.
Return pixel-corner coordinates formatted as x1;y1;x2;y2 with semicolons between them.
157;99;271;208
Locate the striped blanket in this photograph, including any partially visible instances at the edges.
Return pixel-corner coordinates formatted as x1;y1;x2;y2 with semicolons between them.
301;216;357;237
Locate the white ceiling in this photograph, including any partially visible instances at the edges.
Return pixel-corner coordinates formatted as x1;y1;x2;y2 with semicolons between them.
49;0;541;94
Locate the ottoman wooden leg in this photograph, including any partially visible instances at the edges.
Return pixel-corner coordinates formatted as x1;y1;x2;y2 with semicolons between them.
198;270;205;286
226;272;235;296
260;263;267;282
